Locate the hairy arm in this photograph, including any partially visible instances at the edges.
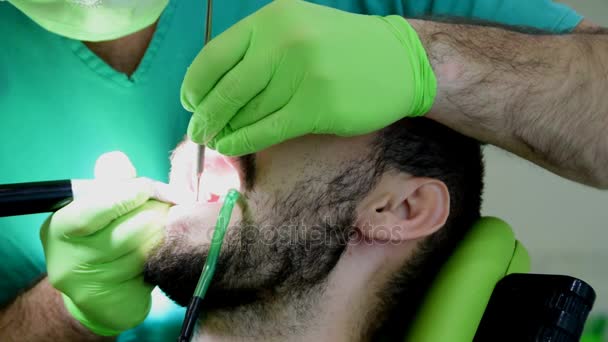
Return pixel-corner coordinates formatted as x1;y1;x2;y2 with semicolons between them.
410;19;608;188
0;278;114;342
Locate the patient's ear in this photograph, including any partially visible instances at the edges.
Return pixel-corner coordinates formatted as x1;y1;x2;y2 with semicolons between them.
356;173;450;242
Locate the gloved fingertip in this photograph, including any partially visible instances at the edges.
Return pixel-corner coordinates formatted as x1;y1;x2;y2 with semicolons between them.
187;118;206;144
214;140;230;156
180;91;195;113
207;138;218;150
215;139;243;157
180;75;201;113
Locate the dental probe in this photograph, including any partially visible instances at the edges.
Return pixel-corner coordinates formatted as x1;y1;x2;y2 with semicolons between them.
194;0;214;201
0;179;92;217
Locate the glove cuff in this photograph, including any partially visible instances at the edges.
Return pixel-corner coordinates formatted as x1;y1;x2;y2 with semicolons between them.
62;294;123;337
381;15;437;117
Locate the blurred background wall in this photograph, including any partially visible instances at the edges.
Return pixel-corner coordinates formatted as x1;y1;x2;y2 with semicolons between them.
481;0;608;326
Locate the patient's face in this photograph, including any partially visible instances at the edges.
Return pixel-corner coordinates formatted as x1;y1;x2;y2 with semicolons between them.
144;134;379;308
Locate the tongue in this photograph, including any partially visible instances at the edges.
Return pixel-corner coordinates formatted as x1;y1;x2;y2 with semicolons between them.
208;193;221;203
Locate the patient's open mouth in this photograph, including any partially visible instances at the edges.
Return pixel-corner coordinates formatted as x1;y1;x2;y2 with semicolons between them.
169;140;243;206
165;141;245;236
197;149;242;203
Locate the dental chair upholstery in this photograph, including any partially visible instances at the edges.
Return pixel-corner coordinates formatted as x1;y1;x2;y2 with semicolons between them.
406;217;530;341
405;217;595;342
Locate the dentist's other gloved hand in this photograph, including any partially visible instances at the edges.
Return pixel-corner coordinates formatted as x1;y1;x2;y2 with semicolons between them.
40;152;174;336
181;0;436;156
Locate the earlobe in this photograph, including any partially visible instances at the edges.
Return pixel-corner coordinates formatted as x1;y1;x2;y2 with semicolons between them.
357;175;450;242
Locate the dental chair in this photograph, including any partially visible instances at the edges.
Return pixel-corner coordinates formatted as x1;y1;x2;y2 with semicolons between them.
406;217;596;342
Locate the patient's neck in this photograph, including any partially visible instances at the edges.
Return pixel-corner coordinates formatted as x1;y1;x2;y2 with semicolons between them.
83;22;157;75
195;283;337;342
194;237;412;342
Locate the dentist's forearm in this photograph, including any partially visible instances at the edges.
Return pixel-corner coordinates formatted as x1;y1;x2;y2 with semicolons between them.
409;19;608;189
0;278;114;342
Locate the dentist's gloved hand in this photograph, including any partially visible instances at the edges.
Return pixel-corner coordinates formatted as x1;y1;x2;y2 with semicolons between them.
40;153;171;336
181;0;436;156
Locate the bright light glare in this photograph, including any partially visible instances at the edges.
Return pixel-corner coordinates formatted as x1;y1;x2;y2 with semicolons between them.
94;151;137;180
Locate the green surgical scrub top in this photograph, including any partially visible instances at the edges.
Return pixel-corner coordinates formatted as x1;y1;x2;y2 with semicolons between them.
0;0;581;341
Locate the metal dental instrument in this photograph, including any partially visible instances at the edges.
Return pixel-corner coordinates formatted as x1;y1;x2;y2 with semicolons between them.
194;0;214;202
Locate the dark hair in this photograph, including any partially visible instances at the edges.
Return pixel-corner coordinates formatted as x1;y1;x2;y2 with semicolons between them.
370;117;484;340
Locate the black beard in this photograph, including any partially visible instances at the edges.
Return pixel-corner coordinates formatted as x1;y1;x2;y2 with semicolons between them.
143;200;356;310
143;156;378;312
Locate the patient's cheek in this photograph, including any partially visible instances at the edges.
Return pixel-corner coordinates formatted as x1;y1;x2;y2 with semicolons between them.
165;201;243;247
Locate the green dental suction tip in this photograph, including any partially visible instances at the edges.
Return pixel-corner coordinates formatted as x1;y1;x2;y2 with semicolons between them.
178;189;240;342
194;189;240;298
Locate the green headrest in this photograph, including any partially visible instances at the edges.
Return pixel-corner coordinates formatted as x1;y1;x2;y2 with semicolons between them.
405;217;530;341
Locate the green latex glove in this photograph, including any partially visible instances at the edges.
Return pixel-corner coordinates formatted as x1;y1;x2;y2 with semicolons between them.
181;0;436;156
40;156;170;336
